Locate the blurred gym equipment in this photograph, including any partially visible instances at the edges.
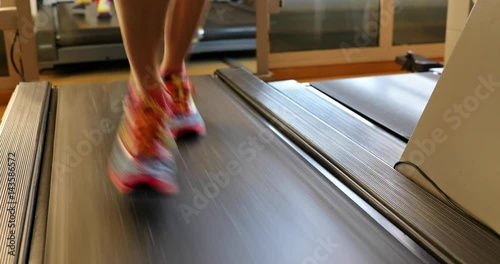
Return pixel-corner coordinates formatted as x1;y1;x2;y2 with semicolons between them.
35;0;256;68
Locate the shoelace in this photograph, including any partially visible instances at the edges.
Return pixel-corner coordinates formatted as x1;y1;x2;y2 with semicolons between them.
168;74;194;115
97;0;111;9
125;95;171;158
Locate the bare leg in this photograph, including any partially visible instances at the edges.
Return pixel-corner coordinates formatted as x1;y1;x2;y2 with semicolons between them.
109;0;180;195
160;0;209;73
114;0;170;98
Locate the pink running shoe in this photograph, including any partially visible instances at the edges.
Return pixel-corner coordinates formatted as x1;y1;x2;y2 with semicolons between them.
162;70;206;139
108;84;179;194
97;0;112;19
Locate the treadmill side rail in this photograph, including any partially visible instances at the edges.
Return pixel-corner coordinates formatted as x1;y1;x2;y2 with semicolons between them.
0;82;51;263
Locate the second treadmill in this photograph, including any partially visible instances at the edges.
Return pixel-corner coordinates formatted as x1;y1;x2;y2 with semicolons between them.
35;1;256;68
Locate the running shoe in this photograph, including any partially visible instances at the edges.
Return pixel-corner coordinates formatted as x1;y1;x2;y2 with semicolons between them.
162;70;206;138
108;83;179;194
97;0;112;19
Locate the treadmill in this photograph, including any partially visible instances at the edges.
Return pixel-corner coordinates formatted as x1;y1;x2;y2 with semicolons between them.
1;67;498;263
311;71;441;141
35;1;256;68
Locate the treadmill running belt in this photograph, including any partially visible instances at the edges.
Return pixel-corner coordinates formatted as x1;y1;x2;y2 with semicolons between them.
312;72;439;140
44;76;426;263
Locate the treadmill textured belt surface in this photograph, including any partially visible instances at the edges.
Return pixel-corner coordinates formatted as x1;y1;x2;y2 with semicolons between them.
43;76;424;263
312;72;439;140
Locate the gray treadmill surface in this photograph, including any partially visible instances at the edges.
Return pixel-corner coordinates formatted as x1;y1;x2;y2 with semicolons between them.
56;2;122;46
44;76;426;263
312;72;439;140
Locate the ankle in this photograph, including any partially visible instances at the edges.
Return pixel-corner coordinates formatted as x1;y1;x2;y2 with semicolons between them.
130;80;171;108
160;62;187;78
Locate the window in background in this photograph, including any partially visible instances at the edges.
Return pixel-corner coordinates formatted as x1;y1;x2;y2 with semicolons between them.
393;0;447;45
270;0;380;53
0;31;8;77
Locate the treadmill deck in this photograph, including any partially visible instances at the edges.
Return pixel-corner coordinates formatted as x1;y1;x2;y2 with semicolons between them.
312;72;439;140
42;77;425;263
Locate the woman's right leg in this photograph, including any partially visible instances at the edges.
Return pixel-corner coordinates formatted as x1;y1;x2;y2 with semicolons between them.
109;0;179;194
161;0;208;73
114;0;169;98
159;0;209;137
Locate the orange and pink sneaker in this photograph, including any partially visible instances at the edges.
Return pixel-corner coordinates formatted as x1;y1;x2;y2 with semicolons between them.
97;0;112;19
108;84;179;194
73;0;112;18
162;70;206;138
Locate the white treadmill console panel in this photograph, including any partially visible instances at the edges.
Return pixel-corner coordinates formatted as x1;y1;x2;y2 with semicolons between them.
400;0;500;233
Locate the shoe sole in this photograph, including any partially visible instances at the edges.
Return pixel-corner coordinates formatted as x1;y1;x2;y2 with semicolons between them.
108;163;179;195
108;124;205;193
97;12;112;19
172;123;206;139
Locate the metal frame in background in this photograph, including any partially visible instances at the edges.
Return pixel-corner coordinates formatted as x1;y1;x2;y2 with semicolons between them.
255;0;445;73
